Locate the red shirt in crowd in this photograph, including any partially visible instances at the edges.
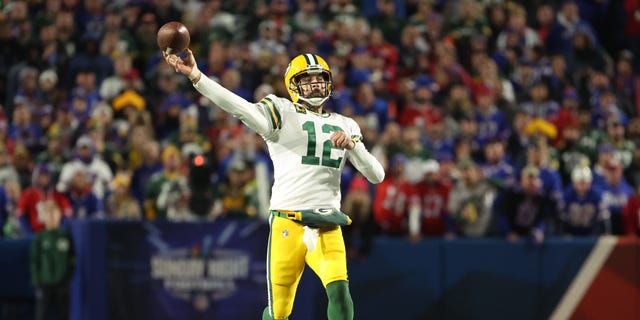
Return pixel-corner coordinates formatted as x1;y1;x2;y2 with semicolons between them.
622;193;640;236
373;176;414;236
17;188;72;233
412;180;452;236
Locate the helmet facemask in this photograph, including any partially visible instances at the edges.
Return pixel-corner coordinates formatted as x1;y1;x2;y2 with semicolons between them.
290;67;333;109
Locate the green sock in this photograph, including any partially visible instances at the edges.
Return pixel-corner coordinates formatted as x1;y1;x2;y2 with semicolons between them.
262;307;272;320
262;307;289;320
326;280;354;320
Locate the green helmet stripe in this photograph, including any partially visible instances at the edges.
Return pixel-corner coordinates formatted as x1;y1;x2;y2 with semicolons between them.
305;53;319;66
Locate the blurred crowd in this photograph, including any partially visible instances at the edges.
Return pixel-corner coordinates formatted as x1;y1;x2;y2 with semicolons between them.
0;0;639;251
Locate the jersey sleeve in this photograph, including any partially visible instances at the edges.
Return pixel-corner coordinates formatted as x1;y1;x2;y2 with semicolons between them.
255;94;285;138
193;75;274;136
344;117;385;184
344;117;364;143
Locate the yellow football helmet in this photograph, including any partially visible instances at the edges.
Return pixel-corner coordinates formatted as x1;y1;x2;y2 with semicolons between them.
284;53;333;107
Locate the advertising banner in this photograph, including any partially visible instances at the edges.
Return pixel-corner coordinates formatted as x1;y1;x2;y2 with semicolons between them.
106;219;269;320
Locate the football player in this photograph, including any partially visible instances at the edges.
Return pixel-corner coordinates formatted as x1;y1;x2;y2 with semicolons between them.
164;50;384;320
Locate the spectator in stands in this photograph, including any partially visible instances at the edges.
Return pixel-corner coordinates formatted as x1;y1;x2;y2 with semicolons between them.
456;112;483;158
57;135;113;201
510;58;540;101
596;157;634;235
393;126;431;185
546;54;573;103
132;11;160;74
444;0;490;70
444;83;474;126
493;165;558;243
369;0;405;47
65;167;103;219
519;80;560;120
397;23;430;76
600;117;636;169
17;164;72;236
522;137;564;206
408;159;453;241
47;103;77;152
131;140;162;206
13;67;41;112
495;4;539;55
423;116;454;162
153;71;193;140
87;122;124;173
560;166;607;236
448;159;496;237
474;85;509;150
8;100;45;155
2;180;23;239
622;183;640;237
0;143;19;186
613;50;639;116
534;3;555;44
100;55;142;101
35;129;69;183
585;69;634;127
368;28;400;95
13;143;35;189
398;75;441;130
474;55;517;109
291;0;323;33
480;138;515;187
546;0;597;62
373;153;410;236
144;144;189;220
568;26;610;76
29;198;74;320
341;174;375;258
432;40;473;94
107;171;141;220
211;157;258;218
350;82;390;133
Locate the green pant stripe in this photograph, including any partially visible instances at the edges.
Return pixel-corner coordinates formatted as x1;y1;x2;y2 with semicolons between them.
267;214;274;318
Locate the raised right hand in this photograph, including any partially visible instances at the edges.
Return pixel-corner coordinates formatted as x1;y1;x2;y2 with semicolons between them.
163;48;201;82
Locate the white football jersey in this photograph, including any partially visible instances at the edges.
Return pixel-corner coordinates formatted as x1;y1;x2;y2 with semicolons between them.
256;94;362;210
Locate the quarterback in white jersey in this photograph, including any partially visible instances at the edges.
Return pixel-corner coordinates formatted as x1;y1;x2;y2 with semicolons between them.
164;50;384;320
258;93;369;210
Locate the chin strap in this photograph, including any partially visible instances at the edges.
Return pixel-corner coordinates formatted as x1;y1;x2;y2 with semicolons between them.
297;95;330;108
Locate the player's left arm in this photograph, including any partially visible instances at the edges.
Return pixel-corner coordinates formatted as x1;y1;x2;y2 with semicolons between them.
331;118;384;184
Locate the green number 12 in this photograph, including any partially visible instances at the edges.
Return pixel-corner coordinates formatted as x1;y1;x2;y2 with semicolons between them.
301;121;343;168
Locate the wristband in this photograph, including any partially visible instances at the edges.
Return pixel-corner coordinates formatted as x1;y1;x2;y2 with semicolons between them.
188;67;201;82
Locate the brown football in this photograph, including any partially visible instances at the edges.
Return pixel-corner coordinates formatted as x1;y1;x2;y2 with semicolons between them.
157;21;190;54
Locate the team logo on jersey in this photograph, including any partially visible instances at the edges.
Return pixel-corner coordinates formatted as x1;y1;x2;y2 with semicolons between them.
282;230;289;237
313;208;334;216
294;103;307;114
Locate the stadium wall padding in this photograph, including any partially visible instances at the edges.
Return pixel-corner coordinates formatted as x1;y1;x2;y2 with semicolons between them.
0;220;638;320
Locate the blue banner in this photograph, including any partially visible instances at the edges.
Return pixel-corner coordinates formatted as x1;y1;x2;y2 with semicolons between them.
105;220;269;320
